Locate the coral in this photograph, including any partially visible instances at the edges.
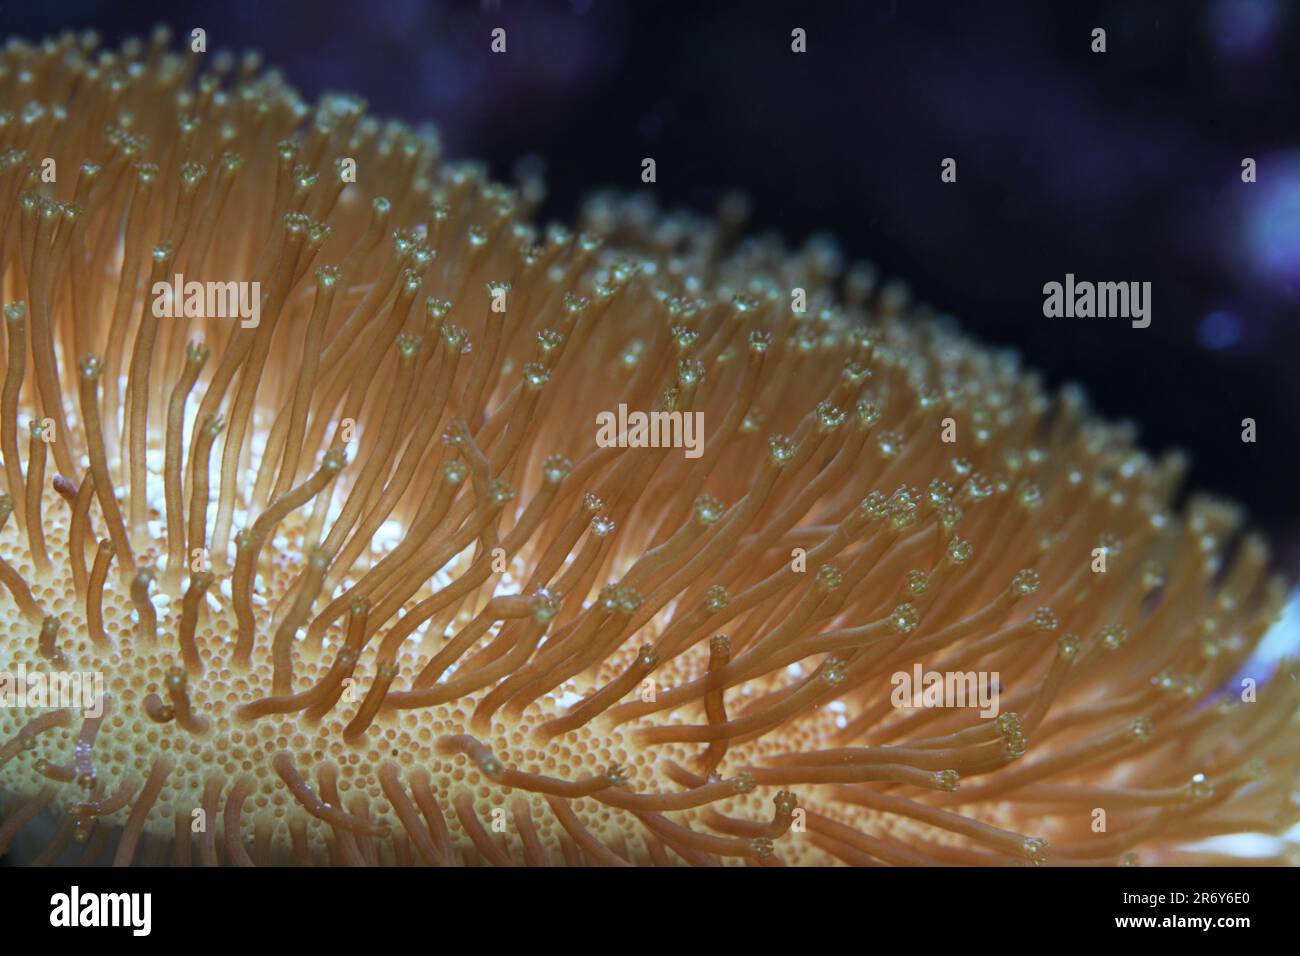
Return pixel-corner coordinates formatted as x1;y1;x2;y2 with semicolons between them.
0;28;1295;866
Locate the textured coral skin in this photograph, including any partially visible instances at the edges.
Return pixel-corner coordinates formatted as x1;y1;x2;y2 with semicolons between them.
0;29;1296;867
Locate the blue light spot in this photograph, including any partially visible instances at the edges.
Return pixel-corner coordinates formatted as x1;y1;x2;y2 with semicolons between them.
1197;311;1242;350
1208;0;1281;55
1241;153;1300;295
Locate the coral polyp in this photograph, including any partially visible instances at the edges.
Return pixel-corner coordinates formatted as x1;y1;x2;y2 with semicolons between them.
0;28;1295;867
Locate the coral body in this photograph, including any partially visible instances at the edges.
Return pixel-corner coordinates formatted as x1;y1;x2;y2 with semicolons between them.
0;29;1295;866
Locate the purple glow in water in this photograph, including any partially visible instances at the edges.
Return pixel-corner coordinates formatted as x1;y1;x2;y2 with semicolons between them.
1238;151;1300;299
1207;0;1282;58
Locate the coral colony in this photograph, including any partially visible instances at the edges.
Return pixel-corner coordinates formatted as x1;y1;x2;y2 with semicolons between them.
0;27;1295;867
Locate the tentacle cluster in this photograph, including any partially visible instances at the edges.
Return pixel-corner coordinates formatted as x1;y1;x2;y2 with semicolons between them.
0;28;1296;866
